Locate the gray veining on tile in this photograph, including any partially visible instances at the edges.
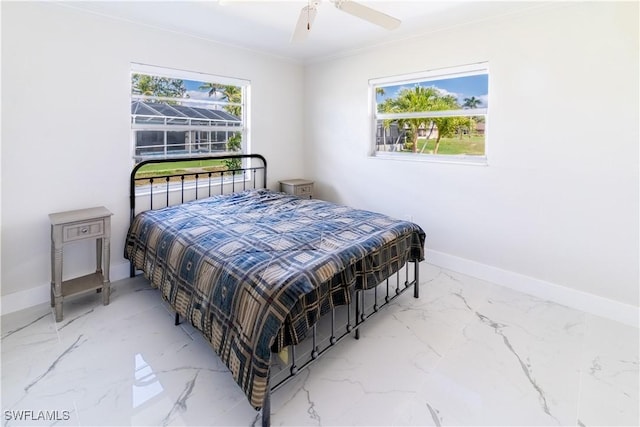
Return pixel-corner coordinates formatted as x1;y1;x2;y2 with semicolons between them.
1;264;637;426
24;334;87;393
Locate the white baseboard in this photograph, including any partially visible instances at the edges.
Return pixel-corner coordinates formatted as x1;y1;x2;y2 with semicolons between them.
2;254;639;328
0;261;132;316
426;249;639;328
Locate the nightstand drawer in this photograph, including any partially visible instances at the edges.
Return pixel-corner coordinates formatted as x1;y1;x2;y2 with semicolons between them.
295;184;313;197
63;220;105;243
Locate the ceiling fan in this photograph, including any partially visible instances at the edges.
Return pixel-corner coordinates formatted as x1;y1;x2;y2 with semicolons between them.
291;0;401;42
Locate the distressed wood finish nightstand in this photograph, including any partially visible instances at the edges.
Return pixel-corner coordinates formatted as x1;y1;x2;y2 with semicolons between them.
279;179;314;199
49;206;112;322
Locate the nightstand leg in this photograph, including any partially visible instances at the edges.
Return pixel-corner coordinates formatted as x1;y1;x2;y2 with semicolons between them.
53;240;63;322
96;238;103;274
95;239;103;294
102;237;111;305
50;234;55;308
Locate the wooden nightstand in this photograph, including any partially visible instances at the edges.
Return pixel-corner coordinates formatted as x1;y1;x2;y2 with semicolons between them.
279;179;314;199
49;206;112;322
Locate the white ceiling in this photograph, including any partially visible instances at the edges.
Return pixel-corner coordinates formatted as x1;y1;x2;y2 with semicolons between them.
62;1;544;63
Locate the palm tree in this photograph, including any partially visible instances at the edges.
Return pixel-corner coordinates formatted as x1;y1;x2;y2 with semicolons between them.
221;85;243;172
132;74;186;100
131;74;186;108
198;82;225;98
429;94;463;153
380;86;440;153
132;74;155;96
463;96;481;109
200;83;244;170
200;83;242;117
381;86;460;153
221;85;242;117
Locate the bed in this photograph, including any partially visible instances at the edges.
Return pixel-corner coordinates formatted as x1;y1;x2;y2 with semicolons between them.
125;154;426;425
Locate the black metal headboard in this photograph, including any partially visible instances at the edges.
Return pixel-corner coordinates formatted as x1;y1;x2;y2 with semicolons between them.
129;154;267;224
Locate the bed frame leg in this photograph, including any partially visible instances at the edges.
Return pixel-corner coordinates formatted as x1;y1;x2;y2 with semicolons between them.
413;261;420;298
175;313;180;326
355;289;361;340
262;381;271;427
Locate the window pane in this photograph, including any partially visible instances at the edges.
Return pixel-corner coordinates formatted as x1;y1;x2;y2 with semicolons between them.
135;131;164;157
167;131;186;153
376;74;488;112
376;120;407;152
375;115;485;156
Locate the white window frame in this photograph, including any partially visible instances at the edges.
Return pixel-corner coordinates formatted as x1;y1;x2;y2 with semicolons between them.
369;62;489;166
130;63;251;162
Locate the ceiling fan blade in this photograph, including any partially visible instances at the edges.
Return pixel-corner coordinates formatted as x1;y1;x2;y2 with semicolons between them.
334;0;400;30
291;5;318;43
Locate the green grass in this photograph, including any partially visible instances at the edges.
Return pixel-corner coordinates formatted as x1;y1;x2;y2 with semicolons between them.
135;159;227;179
136;159;225;172
414;135;485;155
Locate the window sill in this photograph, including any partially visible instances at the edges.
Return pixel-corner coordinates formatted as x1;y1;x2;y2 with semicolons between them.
370;152;488;166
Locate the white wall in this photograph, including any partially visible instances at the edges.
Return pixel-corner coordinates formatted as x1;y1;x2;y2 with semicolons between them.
2;2;638;323
304;3;639;311
1;2;304;302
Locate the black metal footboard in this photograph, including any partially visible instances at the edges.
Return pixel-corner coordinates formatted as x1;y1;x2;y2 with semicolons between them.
168;257;421;427
261;259;420;427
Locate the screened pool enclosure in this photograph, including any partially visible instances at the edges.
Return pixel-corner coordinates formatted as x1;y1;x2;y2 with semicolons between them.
131;100;242;160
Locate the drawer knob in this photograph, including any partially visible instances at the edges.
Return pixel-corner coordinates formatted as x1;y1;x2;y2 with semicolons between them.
81;228;88;234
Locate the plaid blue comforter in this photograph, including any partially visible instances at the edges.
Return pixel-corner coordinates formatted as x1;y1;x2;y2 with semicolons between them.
125;189;425;409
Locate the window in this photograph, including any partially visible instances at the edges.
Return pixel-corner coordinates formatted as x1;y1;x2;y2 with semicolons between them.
130;64;249;163
370;63;488;164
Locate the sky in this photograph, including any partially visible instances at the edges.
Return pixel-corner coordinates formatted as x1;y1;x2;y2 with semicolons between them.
184;79;219;101
180;79;227;108
131;75;230;110
179;76;488;110
377;74;488;109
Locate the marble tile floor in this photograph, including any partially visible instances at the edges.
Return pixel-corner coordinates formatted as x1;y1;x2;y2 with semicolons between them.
1;263;638;427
